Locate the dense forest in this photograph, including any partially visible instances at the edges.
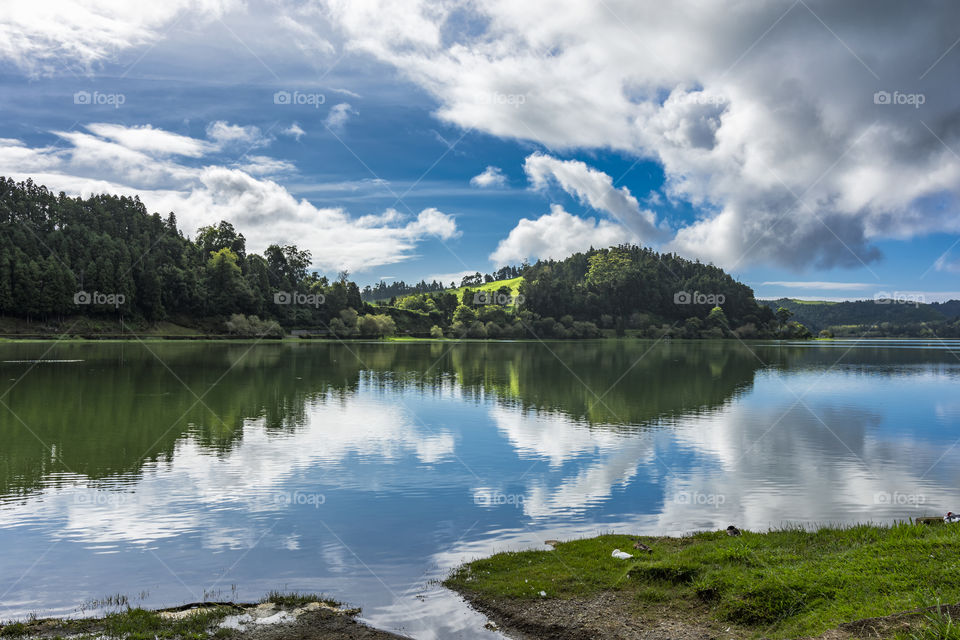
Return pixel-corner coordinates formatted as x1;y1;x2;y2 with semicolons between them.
0;177;369;336
360;266;522;301
389;246;807;339
765;298;960;337
0;176;806;339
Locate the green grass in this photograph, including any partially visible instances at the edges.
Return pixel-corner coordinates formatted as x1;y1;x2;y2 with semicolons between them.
0;607;237;640
262;591;339;608
899;607;960;640
445;523;960;639
393;277;524;305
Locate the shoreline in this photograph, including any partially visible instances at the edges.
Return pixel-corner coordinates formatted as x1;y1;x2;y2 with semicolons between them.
0;595;411;640
444;523;960;639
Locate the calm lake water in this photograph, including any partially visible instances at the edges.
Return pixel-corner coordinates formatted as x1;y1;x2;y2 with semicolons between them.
1;339;959;637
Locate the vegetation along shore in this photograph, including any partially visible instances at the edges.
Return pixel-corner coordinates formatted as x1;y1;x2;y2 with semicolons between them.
0;593;408;640
445;522;960;640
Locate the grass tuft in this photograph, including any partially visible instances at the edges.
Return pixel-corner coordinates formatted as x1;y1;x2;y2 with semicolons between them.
445;523;960;638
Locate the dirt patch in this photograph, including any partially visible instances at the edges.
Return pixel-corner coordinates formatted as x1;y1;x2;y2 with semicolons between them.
459;590;960;640
0;601;410;640
458;591;732;640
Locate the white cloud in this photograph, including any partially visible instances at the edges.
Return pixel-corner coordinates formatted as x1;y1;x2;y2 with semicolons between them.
524;152;665;242
0;125;459;273
84;123;211;157
280;122;306;141
761;281;879;291
321;0;960;269
489;204;633;266
324;102;356;131
424;269;480;286
469;165;506;188
236;155;296;175
0;0;235;76
206;120;269;148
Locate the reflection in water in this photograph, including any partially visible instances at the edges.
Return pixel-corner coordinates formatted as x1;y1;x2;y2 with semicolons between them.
0;340;959;638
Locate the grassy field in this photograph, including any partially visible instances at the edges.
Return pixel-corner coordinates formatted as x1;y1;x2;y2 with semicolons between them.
392;277;524;303
445;523;960;638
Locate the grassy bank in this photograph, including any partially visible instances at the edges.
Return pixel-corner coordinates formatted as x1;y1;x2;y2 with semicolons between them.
0;592;404;640
445;523;960;638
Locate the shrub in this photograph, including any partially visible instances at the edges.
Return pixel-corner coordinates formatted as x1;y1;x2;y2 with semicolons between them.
430;325;444;338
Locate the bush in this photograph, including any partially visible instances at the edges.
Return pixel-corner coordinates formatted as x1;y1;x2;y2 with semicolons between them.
224;314;283;337
358;314;396;337
430;325;444;338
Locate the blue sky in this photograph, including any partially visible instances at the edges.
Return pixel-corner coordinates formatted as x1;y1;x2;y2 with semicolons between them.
1;1;959;300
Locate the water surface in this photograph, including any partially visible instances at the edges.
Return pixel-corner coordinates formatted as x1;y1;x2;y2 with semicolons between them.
1;339;958;637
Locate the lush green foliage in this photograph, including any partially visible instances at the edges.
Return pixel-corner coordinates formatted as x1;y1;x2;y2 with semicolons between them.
0;177;398;334
446;523;960;638
765;298;960;337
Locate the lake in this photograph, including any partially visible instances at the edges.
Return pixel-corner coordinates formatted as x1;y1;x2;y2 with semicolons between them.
1;339;959;638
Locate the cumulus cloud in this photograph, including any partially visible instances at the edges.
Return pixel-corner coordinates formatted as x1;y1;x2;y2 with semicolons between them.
490;204;633;266
206;121;269;148
0;124;458;273
0;0;235;76
524;152;665;242
280;122;306;141
321;0;960;269
324;102;356;130
469;165;506;188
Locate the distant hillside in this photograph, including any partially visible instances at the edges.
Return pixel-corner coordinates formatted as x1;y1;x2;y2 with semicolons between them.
762;298;960;333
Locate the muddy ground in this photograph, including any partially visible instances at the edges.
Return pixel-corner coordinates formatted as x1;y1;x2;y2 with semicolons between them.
0;601;411;640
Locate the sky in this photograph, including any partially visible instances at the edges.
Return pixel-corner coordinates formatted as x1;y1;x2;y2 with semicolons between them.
0;0;959;300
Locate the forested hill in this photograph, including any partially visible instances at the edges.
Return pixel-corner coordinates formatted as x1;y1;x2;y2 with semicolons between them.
518;246;787;337
0;176;793;339
762;298;960;336
0;177;363;332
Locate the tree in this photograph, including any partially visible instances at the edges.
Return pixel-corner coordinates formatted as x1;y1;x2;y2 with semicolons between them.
707;306;729;329
775;306;793;331
453;304;477;325
204;248;252;314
